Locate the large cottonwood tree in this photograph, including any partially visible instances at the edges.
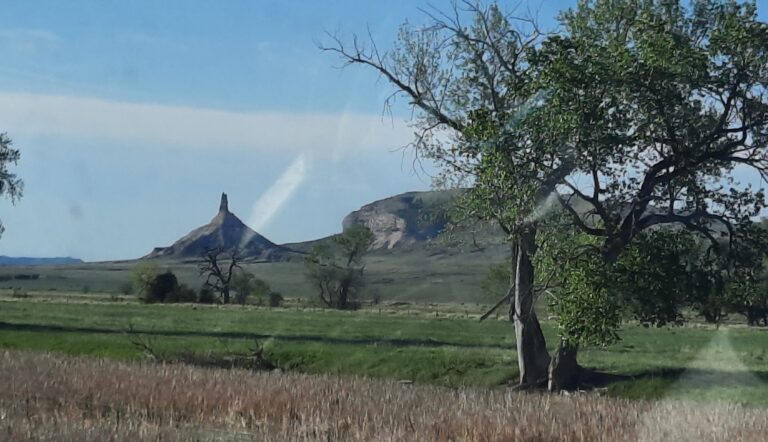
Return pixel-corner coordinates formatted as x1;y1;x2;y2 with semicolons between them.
533;0;768;387
324;0;768;389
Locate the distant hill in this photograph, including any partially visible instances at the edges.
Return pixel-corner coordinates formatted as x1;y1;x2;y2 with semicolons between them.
283;190;458;253
283;189;508;256
0;256;83;266
145;193;292;261
342;190;456;250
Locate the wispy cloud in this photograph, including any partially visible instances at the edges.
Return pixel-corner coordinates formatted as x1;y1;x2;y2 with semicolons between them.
117;31;188;53
241;153;309;246
0;28;60;54
0;92;412;153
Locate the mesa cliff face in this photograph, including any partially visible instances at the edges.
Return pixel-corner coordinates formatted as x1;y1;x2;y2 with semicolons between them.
341;191;457;250
145;193;290;261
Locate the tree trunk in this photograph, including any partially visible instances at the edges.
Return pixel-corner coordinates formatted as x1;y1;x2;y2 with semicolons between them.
746;309;759;326
339;282;349;310
222;287;230;304
548;339;581;392
513;227;551;387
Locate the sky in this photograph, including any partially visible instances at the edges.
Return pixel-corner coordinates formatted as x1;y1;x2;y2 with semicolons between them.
0;0;578;262
0;1;764;262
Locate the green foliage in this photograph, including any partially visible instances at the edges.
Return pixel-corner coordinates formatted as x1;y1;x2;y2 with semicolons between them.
613;229;700;327
728;273;768;326
0;132;22;239
333;225;376;267
231;270;271;305
118;280;134;296
722;222;768;325
304;225;374;310
166;283;197;303
131;261;159;298
141;271;179;304
136;271;196;304
197;287;216;304
268;291;284;308
539;234;622;348
534;0;768;259
481;259;511;303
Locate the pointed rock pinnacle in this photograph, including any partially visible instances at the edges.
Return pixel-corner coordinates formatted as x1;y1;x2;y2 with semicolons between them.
219;192;229;213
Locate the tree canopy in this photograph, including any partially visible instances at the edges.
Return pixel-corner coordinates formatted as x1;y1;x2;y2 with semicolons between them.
305;225;375;310
325;0;768;390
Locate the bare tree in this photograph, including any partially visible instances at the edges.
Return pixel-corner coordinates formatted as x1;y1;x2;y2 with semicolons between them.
199;247;242;304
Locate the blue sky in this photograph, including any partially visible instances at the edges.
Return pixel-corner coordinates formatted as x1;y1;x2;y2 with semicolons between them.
0;0;576;261
0;1;764;261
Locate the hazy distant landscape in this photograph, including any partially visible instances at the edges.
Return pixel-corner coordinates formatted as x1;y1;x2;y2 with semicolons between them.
0;190;509;303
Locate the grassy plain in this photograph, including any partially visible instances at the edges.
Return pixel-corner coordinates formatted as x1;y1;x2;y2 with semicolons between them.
0;241;509;304
1;294;767;405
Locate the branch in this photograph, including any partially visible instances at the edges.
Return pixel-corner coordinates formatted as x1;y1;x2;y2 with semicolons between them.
555;192;607;236
320;32;464;132
479;285;514;322
637;210;732;254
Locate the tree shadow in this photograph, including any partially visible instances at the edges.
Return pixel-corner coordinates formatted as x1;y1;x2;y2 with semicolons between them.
579;366;768;392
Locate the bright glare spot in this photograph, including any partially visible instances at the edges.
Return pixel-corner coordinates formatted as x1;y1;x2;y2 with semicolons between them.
240;153;309;247
524;191;559;223
636;329;762;442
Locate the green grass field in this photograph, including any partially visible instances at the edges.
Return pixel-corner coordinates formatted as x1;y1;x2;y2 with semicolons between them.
1;295;767;405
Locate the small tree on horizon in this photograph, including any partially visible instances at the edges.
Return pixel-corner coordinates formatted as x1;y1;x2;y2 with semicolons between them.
231;270;271;305
304;225;375;310
131;261;160;298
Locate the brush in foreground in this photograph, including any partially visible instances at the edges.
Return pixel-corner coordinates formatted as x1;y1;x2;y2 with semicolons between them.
1;350;766;441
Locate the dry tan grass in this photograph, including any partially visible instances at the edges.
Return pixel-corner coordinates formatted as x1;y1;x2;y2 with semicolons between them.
1;350;766;441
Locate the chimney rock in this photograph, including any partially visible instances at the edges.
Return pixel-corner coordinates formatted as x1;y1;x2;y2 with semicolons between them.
219;192;229;213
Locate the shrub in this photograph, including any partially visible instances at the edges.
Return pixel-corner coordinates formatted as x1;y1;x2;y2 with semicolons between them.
141;271;179;303
166;283;197;303
371;289;382;305
198;287;216;304
13;274;39;280
132;261;160;298
231;271;271;305
268;292;284;308
11;287;29;299
118;280;134;295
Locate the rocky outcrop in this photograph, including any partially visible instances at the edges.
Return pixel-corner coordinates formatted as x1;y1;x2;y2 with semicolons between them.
342;191;457;250
145;193;291;261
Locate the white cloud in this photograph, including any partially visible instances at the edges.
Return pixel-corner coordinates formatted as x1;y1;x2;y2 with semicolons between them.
0;28;60;54
0;91;413;153
117;31;188;53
